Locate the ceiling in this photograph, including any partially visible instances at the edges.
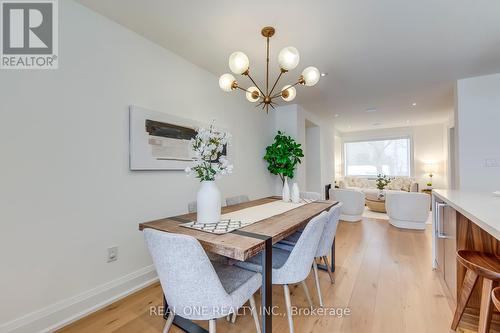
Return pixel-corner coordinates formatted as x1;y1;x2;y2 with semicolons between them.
77;0;500;132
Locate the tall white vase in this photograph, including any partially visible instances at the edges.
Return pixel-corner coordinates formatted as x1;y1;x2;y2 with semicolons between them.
291;182;300;203
282;177;290;202
196;181;221;224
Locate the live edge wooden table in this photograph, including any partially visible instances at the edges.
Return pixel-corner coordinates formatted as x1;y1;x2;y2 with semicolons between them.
139;196;338;333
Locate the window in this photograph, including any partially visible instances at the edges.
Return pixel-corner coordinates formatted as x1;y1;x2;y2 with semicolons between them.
344;138;411;177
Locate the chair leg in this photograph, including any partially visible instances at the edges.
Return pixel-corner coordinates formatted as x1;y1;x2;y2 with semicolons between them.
323;256;335;284
312;261;324;307
231;312;237;323
283;284;295;333
249;294;261;333
209;319;216;333
478;278;495;333
301;280;314;308
163;311;175;333
451;269;479;330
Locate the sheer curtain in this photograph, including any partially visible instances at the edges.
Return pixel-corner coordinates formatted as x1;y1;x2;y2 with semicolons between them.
344;138;411;177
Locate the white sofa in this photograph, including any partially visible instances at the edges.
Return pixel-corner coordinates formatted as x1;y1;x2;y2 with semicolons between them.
338;176;419;193
385;191;430;230
330;189;365;222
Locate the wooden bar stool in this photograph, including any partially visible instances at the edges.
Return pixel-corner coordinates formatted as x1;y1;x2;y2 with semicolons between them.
451;250;500;333
493;287;500;312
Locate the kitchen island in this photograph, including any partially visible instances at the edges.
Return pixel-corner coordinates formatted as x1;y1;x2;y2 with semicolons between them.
432;189;500;332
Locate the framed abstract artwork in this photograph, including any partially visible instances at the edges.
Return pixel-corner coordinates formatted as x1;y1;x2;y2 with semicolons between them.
129;105;214;171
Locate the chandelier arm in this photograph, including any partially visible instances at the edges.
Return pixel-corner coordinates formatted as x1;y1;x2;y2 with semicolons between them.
245;73;265;97
235;86;248;92
269;71;284;97
236;85;264;101
235;86;251;93
270;80;302;99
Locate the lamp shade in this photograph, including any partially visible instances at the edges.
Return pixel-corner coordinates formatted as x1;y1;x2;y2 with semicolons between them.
424;163;437;174
301;66;320;86
228;51;249;75
219;73;236;92
281;85;296;101
246;86;261;102
278;47;300;71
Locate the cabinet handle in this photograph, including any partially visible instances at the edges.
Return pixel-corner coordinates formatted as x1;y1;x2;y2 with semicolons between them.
436;202;451;239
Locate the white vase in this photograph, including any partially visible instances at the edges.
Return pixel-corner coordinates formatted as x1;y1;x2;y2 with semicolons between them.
291;182;300;203
282;177;290;202
196;181;221;224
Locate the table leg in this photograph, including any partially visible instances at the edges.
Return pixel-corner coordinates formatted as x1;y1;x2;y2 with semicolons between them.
163;295;208;333
261;237;273;333
317;237;335;273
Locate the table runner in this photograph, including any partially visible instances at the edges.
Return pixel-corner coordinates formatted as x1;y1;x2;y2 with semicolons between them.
180;199;310;234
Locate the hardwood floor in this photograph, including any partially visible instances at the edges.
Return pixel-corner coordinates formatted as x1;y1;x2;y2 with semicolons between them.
57;217;456;333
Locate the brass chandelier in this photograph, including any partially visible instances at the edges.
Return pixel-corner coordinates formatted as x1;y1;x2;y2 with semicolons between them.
219;26;321;113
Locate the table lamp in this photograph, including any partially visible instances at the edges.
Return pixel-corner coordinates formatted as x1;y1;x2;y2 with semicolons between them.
424;163;437;187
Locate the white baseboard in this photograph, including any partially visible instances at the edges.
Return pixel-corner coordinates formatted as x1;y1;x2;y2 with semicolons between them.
1;265;158;333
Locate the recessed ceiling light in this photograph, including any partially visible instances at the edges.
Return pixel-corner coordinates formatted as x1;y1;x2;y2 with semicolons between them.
347;125;352;129
321;72;328;77
406;120;411;124
412;102;417;106
333;113;339;118
365;108;377;113
372;122;382;126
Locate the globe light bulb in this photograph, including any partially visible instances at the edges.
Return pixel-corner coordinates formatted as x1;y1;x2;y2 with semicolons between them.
219;73;236;92
228;51;249;75
281;85;296;102
278;47;300;71
301;66;320;86
246;86;261;102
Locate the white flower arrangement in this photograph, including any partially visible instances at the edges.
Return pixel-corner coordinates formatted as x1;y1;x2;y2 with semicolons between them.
185;123;233;181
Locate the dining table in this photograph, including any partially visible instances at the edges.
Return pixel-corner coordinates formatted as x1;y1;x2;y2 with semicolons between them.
139;196;338;333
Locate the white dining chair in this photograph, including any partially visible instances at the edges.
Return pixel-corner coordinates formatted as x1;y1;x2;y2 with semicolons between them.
144;229;262;333
274;204;342;307
234;211;328;333
226;195;250;206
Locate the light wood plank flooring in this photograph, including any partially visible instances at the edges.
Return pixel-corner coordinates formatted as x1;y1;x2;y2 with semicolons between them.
57;217;459;333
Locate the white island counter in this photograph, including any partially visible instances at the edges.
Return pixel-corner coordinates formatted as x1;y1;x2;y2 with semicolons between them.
433;189;500;241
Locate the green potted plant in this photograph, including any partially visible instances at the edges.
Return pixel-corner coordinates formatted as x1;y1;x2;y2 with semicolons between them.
263;131;304;186
376;173;392;190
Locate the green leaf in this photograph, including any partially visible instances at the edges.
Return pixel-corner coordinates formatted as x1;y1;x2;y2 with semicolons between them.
263;131;303;180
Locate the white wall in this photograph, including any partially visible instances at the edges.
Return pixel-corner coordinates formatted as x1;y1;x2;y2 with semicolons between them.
0;1;275;331
339;123;448;189
455;73;500;192
305;123;321;192
273;104;335;198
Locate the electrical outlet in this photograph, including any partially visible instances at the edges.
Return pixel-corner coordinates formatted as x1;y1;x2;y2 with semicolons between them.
484;158;500;168
107;246;118;263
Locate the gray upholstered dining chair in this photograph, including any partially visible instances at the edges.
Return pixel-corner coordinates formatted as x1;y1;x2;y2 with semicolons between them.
143;229;262;333
234;211;328;333
274;204;342;307
225;194;250;206
299;191;321;201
